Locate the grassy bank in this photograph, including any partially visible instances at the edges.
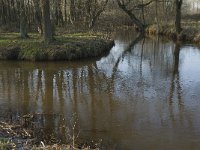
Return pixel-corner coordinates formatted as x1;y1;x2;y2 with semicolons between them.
146;22;200;44
0;32;114;61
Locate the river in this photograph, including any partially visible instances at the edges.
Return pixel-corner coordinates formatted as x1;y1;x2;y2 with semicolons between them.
1;30;200;150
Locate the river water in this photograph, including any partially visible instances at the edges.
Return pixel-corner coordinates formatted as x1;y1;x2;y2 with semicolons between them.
1;31;200;149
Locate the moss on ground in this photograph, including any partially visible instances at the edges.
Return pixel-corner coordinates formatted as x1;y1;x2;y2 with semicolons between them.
0;32;114;61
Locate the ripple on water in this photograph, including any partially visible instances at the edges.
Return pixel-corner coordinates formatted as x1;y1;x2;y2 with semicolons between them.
1;37;200;149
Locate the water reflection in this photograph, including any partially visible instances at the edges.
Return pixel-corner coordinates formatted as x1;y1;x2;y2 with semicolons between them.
169;43;182;103
1;32;200;149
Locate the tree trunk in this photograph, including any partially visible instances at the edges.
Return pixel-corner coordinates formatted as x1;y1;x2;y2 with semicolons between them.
155;0;160;33
117;0;145;33
0;0;2;25
122;9;145;33
64;0;67;22
20;0;29;39
70;0;76;24
175;0;182;34
56;0;63;26
1;0;7;25
41;0;54;43
33;0;43;35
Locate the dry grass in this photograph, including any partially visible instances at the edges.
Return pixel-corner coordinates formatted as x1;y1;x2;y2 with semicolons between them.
0;114;101;150
146;23;200;44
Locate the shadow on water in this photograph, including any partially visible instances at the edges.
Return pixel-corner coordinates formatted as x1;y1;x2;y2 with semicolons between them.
168;43;183;127
169;43;182;104
1;30;200;149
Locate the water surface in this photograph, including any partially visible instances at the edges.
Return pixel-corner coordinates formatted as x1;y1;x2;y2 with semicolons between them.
1;31;200;150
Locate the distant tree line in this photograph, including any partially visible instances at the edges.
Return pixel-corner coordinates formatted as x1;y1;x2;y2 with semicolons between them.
0;0;195;42
0;0;109;42
0;0;109;29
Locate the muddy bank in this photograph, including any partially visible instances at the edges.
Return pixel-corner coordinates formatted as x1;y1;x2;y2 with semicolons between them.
0;33;114;61
146;24;200;44
0;114;100;150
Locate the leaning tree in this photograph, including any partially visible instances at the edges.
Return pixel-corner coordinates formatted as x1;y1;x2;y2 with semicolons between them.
117;0;153;33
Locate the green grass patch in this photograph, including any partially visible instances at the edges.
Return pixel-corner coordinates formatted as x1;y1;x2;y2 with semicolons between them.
0;138;15;149
0;32;114;61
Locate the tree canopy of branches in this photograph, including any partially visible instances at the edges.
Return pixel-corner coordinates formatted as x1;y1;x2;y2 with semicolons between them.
0;0;109;40
0;0;192;38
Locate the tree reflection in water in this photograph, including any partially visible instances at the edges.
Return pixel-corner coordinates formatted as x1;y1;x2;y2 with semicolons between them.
1;33;200;149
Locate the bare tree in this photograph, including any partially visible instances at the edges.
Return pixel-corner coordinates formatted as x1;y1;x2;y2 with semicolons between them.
41;0;54;43
70;0;76;24
85;0;109;29
117;0;153;33
20;0;29;38
33;0;43;35
175;0;183;33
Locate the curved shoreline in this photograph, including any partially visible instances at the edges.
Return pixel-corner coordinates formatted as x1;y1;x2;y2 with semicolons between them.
0;33;114;61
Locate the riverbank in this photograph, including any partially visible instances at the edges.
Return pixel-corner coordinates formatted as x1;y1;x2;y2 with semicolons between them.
146;23;200;44
0;115;100;150
0;32;114;61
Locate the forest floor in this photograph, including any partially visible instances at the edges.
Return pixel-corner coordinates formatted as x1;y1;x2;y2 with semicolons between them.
0;32;114;61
